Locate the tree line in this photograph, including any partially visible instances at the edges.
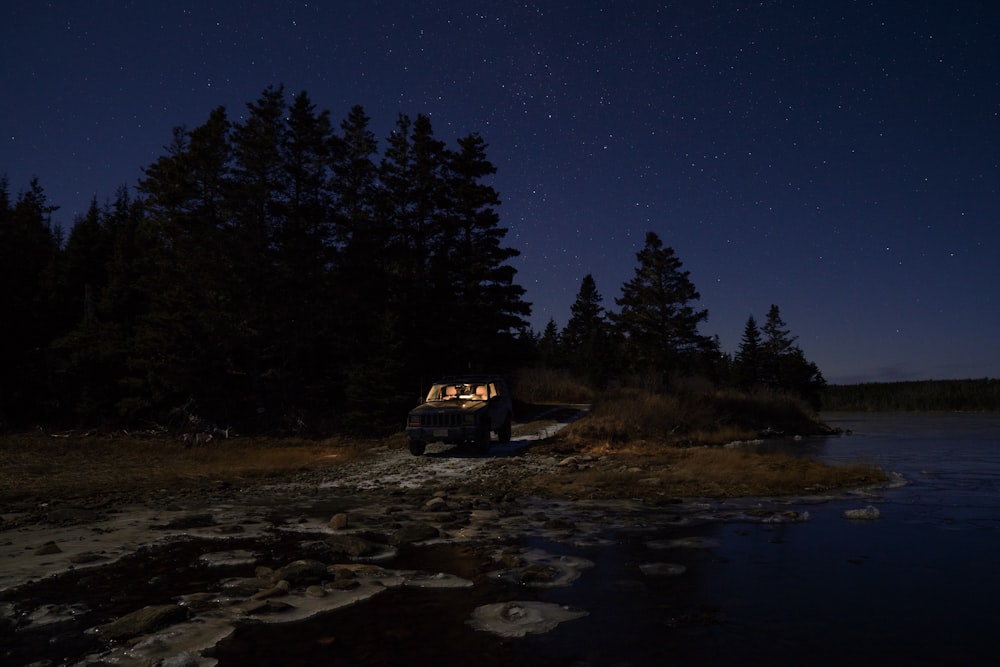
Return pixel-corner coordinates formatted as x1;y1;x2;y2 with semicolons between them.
535;242;825;410
823;379;1000;412
1;86;825;434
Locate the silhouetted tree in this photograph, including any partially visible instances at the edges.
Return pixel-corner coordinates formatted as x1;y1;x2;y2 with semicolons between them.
610;231;712;382
734;314;763;389
758;305;825;409
0;178;61;426
441;132;529;370
562;274;613;386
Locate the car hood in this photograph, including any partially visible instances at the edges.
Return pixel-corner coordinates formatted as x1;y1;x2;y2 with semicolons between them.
410;401;488;414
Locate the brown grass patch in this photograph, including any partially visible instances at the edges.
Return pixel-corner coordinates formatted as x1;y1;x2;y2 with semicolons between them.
0;431;370;503
521;445;886;499
522;387;886;498
511;367;595;404
561;387;829;446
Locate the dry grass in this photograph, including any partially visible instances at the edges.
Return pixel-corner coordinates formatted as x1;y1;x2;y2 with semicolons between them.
0;431;369;503
523;386;888;498
511;367;595;404
523;443;886;499
561;386;829;446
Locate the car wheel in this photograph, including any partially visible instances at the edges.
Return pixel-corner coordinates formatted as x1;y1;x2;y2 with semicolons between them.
498;414;512;444
409;439;426;456
474;420;491;455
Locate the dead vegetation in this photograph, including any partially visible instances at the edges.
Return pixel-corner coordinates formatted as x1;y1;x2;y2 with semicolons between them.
0;386;887;506
520;385;888;498
0;431;367;503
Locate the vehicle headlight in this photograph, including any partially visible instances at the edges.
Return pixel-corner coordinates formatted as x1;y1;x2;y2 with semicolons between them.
462;414;476;426
407;415;422;427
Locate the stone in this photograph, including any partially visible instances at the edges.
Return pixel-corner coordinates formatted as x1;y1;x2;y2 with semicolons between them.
276;559;328;585
96;604;188;641
390;522;440;546
844;505;881;520
35;541;62;555
325;534;382;559
251;580;290;600
423;496;448;511
328;513;349;530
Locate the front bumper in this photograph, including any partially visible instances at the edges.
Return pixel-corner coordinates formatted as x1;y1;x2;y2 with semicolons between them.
405;426;476;444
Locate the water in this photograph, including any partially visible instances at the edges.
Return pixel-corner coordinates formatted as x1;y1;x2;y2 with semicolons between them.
652;412;1000;665
210;413;1000;666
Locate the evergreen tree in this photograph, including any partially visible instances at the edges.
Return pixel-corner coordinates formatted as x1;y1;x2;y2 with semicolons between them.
378;113;448;370
440;132;529;370
329;105;391;413
610;231;712;381
734;314;763;389
759;305;826;409
537;319;561;368
135;106;236;417
562;274;612;385
271;91;337;412
0;178;61;425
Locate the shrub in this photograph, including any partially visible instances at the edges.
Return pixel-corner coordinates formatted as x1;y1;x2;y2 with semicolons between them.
511;367;595;404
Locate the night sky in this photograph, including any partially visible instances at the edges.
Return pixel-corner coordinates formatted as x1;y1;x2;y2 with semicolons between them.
3;1;998;383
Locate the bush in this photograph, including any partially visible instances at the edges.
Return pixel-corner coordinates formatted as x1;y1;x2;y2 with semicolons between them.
511;367;595;404
564;386;830;446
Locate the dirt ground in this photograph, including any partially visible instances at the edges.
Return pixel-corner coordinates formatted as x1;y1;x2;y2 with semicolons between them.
0;403;882;527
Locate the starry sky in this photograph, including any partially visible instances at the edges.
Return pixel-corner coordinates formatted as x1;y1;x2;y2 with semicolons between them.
3;1;998;384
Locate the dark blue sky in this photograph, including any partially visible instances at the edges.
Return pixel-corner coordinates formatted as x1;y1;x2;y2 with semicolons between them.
3;1;998;383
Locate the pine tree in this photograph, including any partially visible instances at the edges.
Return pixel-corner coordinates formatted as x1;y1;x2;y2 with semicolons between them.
441;132;529;370
0;178;61;425
759;304;826;409
562;274;612;385
135;106;236;415
610;231;712;381
734;314;763;389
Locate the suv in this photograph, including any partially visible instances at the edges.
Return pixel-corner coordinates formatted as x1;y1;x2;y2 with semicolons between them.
405;376;513;456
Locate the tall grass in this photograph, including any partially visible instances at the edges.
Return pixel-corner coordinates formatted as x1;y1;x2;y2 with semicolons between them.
511;367;595;404
562;386;830;447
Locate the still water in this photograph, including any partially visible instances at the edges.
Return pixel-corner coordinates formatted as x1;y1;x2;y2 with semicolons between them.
212;413;1000;666
682;412;1000;666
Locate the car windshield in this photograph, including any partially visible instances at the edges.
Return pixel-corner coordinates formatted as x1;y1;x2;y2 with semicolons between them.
427;383;491;402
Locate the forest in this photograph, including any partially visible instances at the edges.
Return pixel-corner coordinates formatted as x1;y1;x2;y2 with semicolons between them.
1;87;825;435
823;378;1000;412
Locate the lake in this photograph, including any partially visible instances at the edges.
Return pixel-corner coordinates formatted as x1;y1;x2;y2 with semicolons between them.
211;412;1000;666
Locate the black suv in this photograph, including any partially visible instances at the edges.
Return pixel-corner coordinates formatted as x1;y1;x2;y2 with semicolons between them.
405;376;513;455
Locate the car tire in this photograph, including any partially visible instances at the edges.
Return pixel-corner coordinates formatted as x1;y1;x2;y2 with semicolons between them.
409;439;426;456
498;414;512;444
474;420;491;455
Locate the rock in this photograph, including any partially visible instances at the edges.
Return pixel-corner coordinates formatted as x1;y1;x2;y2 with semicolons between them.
390;522;440;546
95;604;188;641
844;505;881;520
325;534;382;559
276;559;328;585
241;599;295;615
328;513;349;530
639;562;687;577
328;566;361;590
160;652;200;667
468;601;588;637
35;541;62;555
251;580;290;600
423;496;448;511
514;564;559;584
